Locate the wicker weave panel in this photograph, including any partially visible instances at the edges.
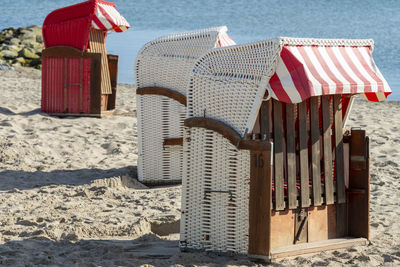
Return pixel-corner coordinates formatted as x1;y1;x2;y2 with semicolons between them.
136;27;233;184
188;39;281;136
181;127;249;253
137;95;185;183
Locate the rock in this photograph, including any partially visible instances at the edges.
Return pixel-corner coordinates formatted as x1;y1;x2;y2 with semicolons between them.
19;48;39;59
0;25;43;69
2;50;18;59
29;58;41;67
20;31;35;40
2;45;21;52
0;64;14;70
33;44;44;52
9;38;20;45
14;57;26;65
36;35;43;43
27;25;41;32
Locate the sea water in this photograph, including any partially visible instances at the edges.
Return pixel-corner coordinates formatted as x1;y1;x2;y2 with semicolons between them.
2;0;399;99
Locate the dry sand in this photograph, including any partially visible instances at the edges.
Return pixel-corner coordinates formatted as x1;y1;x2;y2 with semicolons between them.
0;67;399;266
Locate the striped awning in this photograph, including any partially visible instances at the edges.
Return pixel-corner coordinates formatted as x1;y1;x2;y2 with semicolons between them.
218;32;236;47
267;44;391;103
92;2;130;33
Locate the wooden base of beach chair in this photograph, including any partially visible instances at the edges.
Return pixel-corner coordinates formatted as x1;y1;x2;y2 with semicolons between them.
41;47;119;118
262;237;367;262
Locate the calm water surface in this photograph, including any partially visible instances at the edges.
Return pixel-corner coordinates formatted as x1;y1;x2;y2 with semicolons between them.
2;0;399;99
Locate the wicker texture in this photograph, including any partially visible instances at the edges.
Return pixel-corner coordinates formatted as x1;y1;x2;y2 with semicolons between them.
135;27;234;184
182;37;378;254
181;127;249;253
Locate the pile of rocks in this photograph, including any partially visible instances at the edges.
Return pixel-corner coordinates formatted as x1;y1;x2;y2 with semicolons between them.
0;25;43;69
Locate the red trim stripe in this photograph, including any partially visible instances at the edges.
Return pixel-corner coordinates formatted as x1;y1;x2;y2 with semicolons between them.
325;46;358;93
98;4;118;30
296;46;330;95
352;47;384;92
312;46;344;94
92;14;106;30
269;73;292;103
281;46;312;100
339;47;372;93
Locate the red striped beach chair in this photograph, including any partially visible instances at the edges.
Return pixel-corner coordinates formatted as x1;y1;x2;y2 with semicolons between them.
180;37;391;260
41;0;130;117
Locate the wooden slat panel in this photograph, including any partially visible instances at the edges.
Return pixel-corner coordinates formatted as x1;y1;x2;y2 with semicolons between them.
248;149;272;257
286;103;297;209
310;97;322;206
322;96;334;205
260;100;270;141
273;100;285;210
88;29;112;95
298;101;310;208
334;95;346;203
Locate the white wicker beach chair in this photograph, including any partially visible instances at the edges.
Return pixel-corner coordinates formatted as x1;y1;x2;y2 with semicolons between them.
180;37;391;257
135;26;235;185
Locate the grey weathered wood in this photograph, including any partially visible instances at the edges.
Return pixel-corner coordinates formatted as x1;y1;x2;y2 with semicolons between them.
286;103;297;209
322;96;334;205
260;100;271;141
298;101;310;208
334;95;346;204
310;97;322;206
273;100;285;210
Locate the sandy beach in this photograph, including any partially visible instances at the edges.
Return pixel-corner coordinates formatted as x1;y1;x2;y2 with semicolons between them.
0;67;399;266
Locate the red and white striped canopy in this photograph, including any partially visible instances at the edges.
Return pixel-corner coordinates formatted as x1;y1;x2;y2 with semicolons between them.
92;1;130;33
267;44;391;103
218;32;236;47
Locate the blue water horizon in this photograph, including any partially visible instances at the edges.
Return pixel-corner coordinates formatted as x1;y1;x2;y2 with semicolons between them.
2;0;399;100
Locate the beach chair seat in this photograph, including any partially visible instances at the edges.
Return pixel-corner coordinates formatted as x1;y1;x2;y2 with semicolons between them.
135;26;235;185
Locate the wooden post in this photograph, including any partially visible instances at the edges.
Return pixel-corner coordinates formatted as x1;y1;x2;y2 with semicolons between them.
107;54;119;110
273;100;285;210
310;97;322;206
322;96;334;205
286;104;297;209
348;130;370;239
333;95;347;237
298;101;310;208
248;147;273;258
260;100;271;141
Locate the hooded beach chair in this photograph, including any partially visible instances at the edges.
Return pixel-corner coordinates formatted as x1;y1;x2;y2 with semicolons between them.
135;26;235;185
180;37;391;260
41;0;130;117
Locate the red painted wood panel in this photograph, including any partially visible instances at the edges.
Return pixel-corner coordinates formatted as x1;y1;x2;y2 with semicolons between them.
41;57;91;114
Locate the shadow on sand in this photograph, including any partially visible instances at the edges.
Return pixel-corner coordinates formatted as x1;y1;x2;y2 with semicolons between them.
0;166;137;191
0;107;44;117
